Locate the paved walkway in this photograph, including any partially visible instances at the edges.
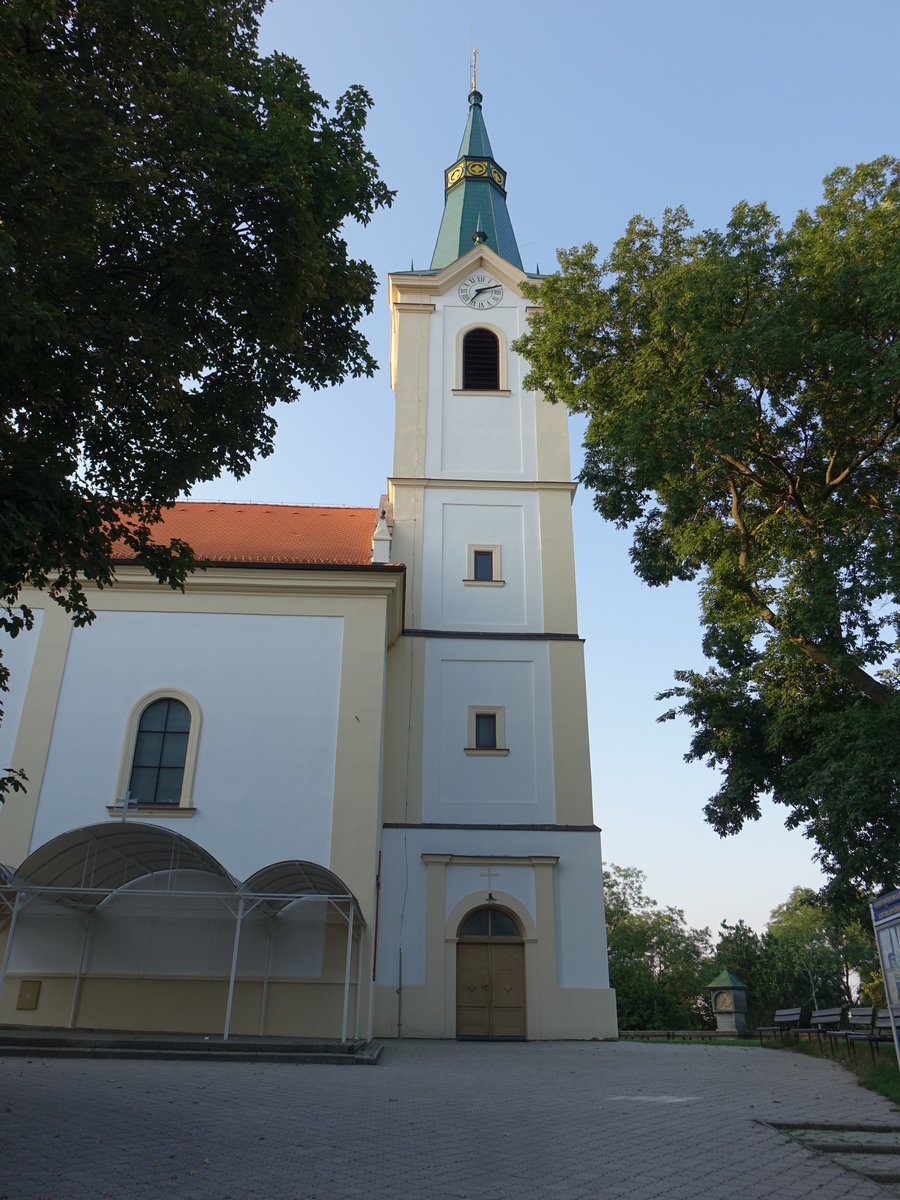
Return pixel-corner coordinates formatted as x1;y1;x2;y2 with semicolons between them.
2;1039;899;1199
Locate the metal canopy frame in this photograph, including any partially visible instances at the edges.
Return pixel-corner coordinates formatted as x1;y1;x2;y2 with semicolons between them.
0;824;365;1042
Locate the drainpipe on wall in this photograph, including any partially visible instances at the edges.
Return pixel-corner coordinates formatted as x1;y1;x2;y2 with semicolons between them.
397;946;403;1039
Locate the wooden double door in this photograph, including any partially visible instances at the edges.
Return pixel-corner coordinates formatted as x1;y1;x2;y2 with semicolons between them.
456;939;526;1039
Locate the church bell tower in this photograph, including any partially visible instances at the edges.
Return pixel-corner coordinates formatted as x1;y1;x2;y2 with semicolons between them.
375;80;618;1040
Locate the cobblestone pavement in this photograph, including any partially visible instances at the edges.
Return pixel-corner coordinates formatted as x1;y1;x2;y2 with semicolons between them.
3;1039;900;1199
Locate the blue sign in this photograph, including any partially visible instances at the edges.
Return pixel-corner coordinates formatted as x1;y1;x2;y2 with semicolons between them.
872;889;900;925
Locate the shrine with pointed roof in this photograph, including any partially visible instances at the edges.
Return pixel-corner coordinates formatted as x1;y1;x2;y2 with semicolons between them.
0;82;617;1043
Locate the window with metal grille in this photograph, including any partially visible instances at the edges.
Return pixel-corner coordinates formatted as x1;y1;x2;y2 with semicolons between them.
462;328;500;390
128;697;190;805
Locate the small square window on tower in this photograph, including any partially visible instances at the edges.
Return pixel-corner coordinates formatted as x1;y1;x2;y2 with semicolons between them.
465;705;508;756
475;711;496;748
465;544;503;586
473;549;493;581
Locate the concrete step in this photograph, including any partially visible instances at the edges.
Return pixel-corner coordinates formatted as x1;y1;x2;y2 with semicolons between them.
0;1028;382;1064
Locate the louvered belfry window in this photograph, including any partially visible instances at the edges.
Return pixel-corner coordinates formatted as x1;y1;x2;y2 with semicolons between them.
462;328;500;390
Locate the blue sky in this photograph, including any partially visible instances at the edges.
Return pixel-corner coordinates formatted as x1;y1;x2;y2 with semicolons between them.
191;0;900;936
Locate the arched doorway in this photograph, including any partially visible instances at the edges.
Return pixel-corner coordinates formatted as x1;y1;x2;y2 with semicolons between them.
456;905;525;1039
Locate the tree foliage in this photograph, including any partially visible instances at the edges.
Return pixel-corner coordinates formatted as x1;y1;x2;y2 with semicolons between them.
762;887;849;1013
604;864;711;1029
0;0;393;797
517;159;900;897
608;869;880;1030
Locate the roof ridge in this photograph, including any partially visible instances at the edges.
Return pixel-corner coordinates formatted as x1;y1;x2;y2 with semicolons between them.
171;500;378;514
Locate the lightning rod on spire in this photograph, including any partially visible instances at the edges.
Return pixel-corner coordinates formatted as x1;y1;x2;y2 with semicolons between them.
471;47;477;94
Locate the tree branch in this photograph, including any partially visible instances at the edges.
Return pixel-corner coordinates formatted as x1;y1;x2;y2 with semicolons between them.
727;474;752;570
748;591;894;705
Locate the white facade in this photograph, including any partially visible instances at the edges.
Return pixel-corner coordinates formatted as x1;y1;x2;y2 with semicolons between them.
0;89;617;1042
28;610;344;875
375;238;617;1039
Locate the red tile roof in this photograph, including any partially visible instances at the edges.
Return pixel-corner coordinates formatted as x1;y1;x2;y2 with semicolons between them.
114;502;381;567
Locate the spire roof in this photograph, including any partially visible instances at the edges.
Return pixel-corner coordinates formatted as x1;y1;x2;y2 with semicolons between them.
430;89;523;271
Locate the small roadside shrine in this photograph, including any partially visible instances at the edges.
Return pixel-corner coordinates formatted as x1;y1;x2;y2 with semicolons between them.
707;969;749;1035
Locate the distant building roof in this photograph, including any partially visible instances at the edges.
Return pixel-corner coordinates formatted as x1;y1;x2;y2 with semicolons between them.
113;502;384;568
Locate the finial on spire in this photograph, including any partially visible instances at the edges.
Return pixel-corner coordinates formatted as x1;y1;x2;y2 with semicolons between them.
470;47;477;95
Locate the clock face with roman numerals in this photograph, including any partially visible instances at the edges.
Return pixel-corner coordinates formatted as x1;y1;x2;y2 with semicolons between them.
458;272;503;309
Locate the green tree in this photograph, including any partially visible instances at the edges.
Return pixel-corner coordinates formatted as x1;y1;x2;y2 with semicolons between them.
604;865;711;1029
0;0;393;798
707;919;769;1027
761;887;848;1014
516;159;900;898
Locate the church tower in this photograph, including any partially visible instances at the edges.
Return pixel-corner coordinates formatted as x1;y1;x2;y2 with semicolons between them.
375;84;618;1039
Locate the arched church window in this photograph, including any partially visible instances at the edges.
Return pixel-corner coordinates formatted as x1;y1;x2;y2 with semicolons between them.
459;906;521;938
128;697;191;805
462;328;500;390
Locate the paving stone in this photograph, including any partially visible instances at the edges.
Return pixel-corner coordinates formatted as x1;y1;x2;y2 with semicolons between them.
1;1041;899;1198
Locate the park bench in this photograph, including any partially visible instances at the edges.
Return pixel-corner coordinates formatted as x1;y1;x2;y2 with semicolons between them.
757;1007;802;1045
847;1005;900;1065
619;1030;729;1042
826;1006;874;1057
797;1006;844;1050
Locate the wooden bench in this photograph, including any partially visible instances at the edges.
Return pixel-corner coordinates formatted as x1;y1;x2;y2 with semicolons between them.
847;1006;900;1065
798;1007;844;1050
757;1007;802;1045
826;1006;874;1057
619;1029;732;1042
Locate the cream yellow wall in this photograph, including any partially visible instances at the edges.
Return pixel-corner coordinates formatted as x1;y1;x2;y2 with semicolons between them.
0;604;73;865
0;978;362;1039
0;915;363;1038
390;302;433;479
386;478;426;628
538;488;580;633
381;636;425;825
549;640;594;826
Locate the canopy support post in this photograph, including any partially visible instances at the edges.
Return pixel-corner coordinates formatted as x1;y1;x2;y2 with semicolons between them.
0;891;24;1005
223;897;246;1043
259;918;273;1037
354;919;363;1040
68;915;92;1030
341;902;355;1044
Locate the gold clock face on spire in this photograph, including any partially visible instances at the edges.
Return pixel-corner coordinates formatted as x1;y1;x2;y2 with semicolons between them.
458;272;503;309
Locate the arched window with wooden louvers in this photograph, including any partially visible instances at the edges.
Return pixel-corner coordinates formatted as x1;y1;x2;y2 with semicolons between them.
462;327;500;390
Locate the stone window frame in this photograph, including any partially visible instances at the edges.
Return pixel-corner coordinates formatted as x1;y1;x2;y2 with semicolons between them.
452;323;511;395
108;688;202;818
464;704;508;756
463;543;504;587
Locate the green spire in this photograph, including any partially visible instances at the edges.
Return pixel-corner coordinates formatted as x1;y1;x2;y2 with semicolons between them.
430;89;523;271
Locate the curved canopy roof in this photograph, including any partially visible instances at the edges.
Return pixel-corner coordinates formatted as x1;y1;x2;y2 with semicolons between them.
241;861;358;914
11;823;235;909
7;824;361;920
